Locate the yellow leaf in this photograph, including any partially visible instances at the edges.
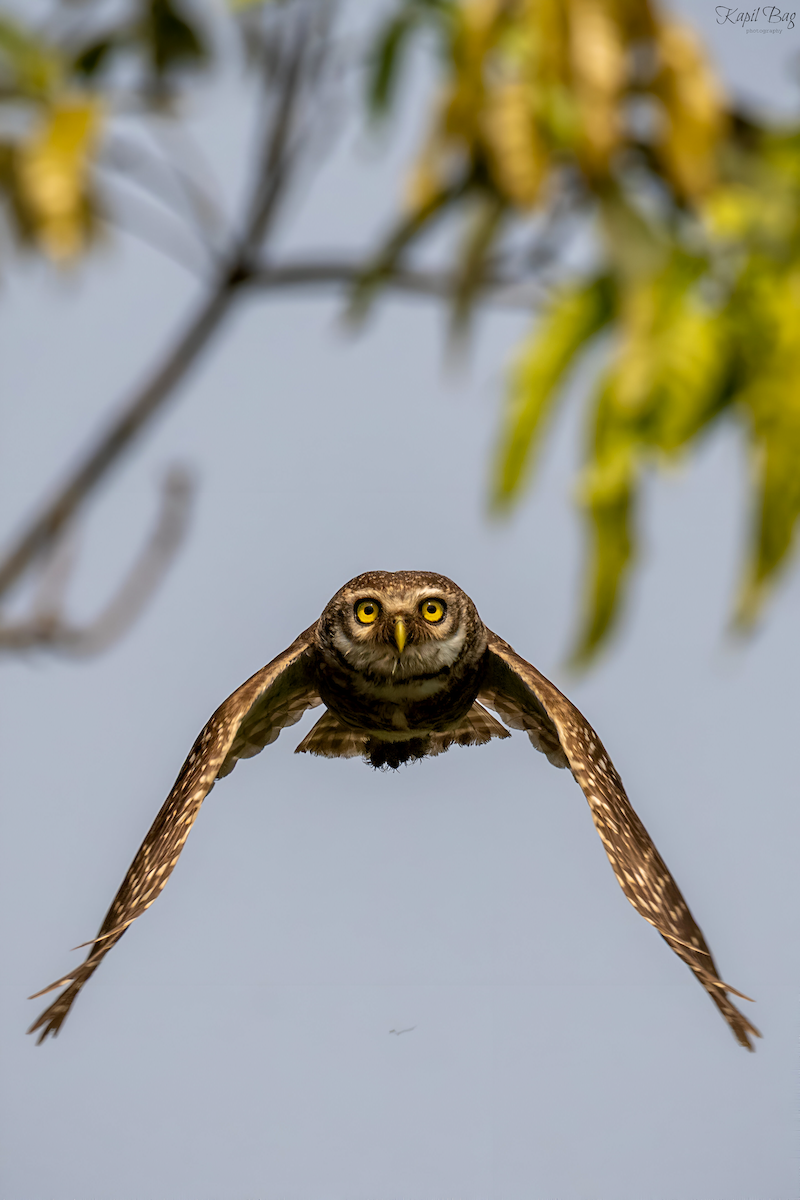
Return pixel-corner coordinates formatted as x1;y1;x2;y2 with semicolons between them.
654;21;727;200
482;79;548;207
568;0;627;171
0;17;61;98
18;97;101;262
703;185;761;242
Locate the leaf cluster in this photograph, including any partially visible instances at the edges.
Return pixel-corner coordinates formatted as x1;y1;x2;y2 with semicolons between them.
366;0;800;661
0;0;209;263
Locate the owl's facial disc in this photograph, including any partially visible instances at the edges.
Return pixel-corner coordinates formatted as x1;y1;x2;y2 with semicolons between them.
335;587;466;677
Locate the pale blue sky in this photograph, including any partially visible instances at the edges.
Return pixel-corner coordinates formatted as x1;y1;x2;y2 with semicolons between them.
1;7;798;1198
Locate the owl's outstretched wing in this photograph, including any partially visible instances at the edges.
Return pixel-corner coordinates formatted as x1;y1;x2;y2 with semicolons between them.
479;630;760;1051
28;625;321;1044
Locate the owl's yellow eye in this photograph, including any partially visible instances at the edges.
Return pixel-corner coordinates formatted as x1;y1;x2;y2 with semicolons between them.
355;599;380;624
421;598;446;623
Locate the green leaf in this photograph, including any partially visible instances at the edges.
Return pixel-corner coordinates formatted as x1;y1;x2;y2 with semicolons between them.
144;0;208;79
366;11;416;120
0;142;38;245
744;421;800;618
727;266;800;623
735;385;800;624
567;260;723;664
650;301;730;453
74;39;116;79
567;285;656;665
366;1;456;122
491;276;614;510
0;17;61;98
571;372;641;665
571;467;635;667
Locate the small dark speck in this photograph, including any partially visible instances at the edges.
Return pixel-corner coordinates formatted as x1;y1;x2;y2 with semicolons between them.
389;1026;416;1035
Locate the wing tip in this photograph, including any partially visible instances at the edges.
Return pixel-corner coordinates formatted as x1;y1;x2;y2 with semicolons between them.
27;977;84;1044
709;983;762;1051
27;976;73;1001
733;1017;762;1052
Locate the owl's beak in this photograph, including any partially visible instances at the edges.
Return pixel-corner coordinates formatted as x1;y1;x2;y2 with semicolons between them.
394;619;407;654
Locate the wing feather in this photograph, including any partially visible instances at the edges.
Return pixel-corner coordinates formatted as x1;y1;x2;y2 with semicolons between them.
480;630;760;1050
28;625;320;1043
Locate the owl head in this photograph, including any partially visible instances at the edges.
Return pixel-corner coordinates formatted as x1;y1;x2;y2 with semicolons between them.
317;569;486;678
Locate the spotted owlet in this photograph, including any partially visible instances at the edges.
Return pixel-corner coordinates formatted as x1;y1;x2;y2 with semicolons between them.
28;570;759;1049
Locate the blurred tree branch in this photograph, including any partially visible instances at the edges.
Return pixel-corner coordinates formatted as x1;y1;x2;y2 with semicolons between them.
0;468;193;653
249;258;548;305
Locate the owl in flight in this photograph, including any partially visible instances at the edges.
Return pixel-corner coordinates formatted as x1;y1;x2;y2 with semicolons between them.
29;570;759;1049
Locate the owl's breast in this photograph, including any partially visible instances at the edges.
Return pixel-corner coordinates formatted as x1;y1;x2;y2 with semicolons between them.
317;659;483;738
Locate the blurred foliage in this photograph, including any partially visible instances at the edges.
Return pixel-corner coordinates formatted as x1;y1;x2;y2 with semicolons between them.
368;0;800;661
1;1;799;662
0;1;209;261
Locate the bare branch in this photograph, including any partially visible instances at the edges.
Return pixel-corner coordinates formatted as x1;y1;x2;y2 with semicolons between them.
237;15;318;262
0;281;233;607
249;258;548;308
0;468;194;654
64;466;194;655
29;521;77;630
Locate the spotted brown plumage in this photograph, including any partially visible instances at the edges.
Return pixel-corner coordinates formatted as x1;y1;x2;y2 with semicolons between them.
29;571;759;1049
